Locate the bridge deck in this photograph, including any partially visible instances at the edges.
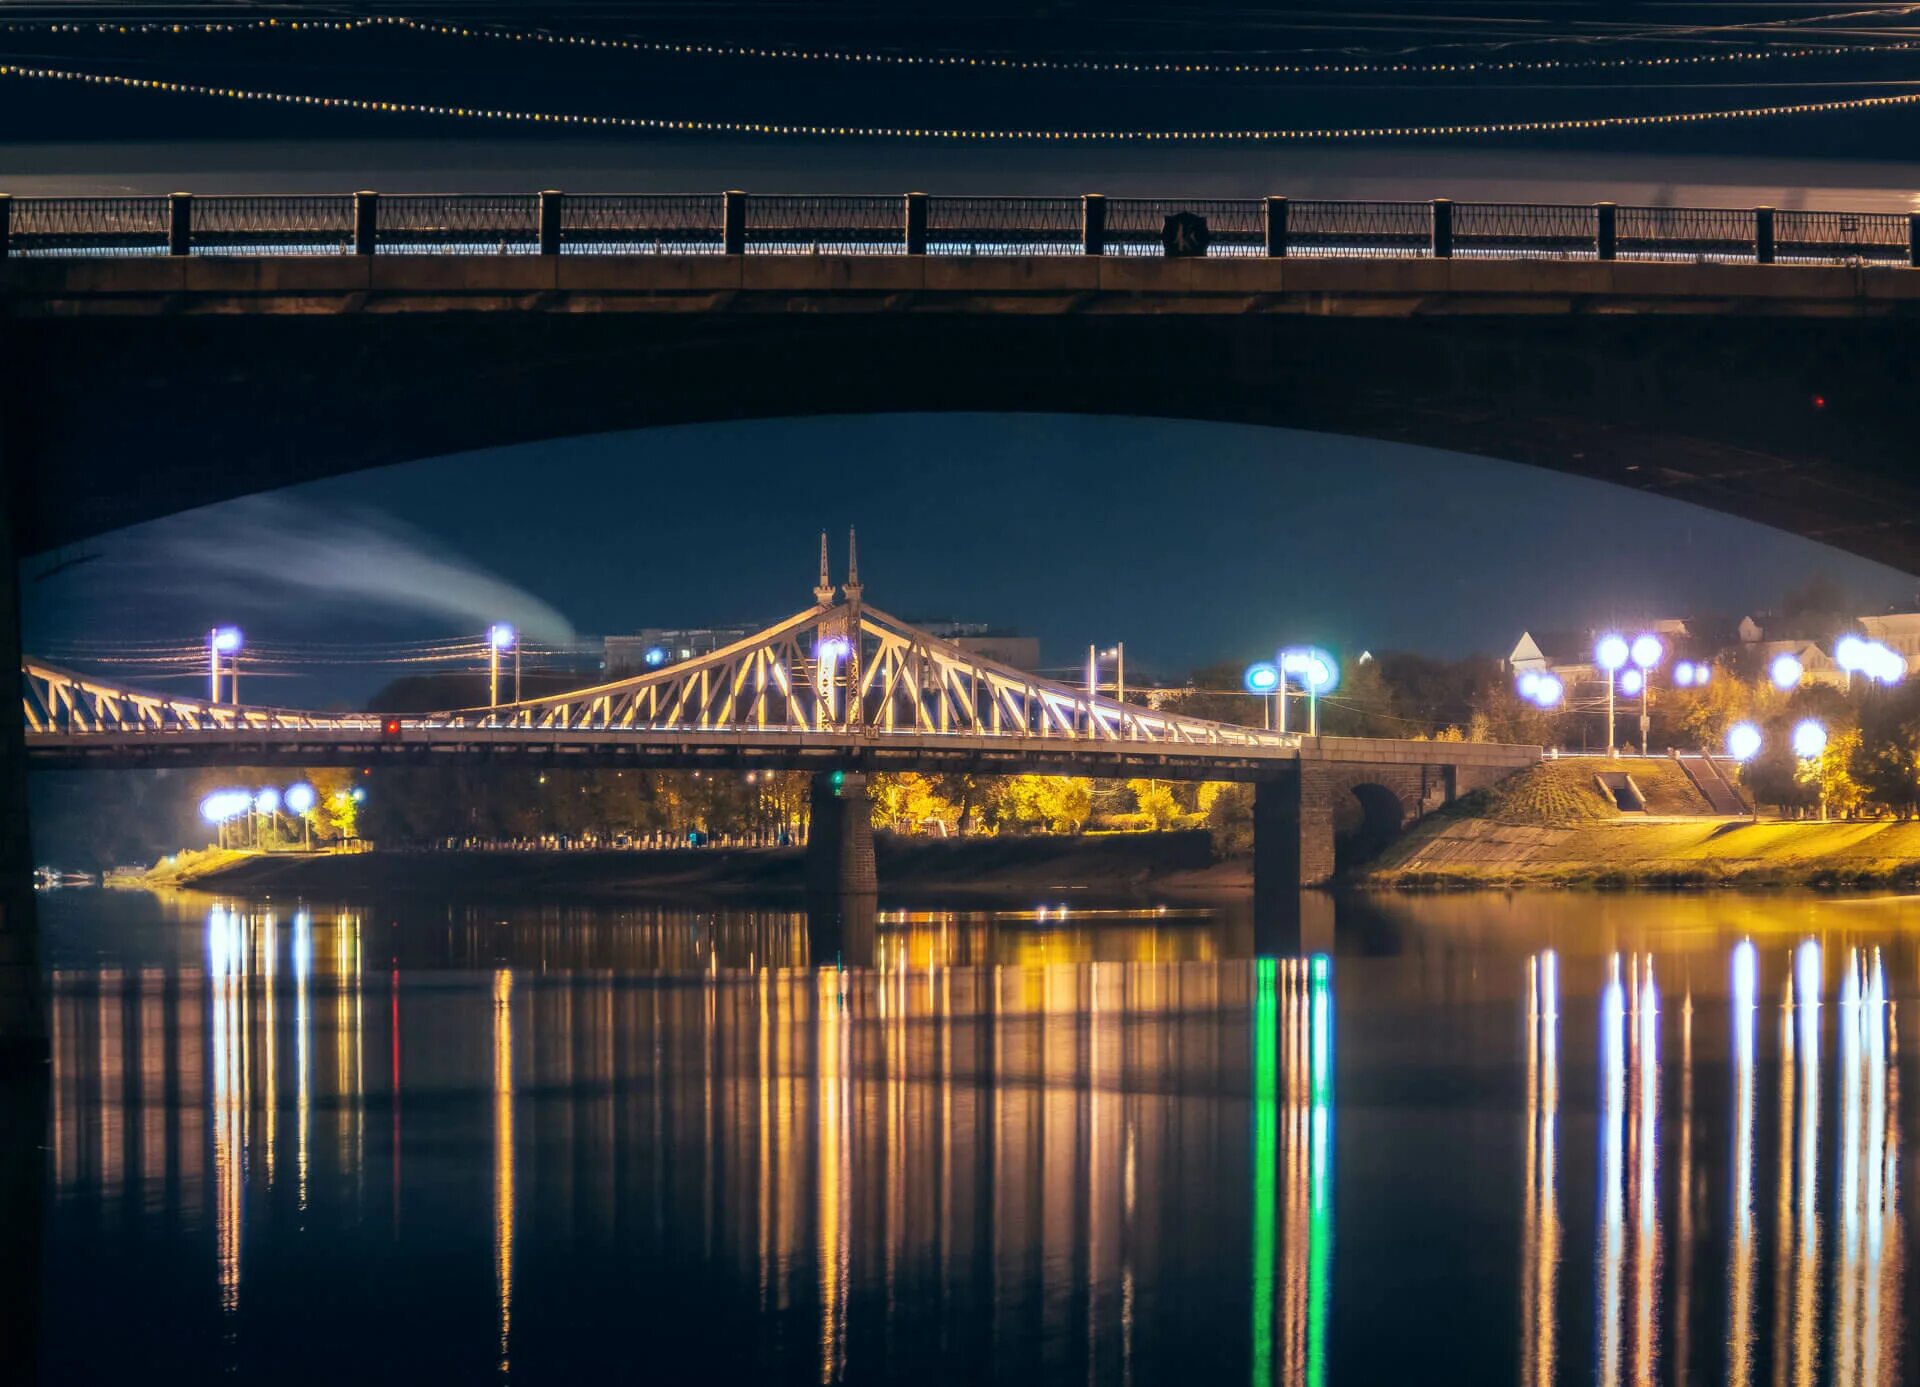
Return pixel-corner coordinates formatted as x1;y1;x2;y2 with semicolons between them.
7;254;1918;317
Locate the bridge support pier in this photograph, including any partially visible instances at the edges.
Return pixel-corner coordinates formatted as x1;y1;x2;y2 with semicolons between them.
806;895;878;970
1252;771;1335;905
805;771;877;897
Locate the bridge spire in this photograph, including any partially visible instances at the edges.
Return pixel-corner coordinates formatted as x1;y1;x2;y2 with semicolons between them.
844;527;863;728
813;530;836;607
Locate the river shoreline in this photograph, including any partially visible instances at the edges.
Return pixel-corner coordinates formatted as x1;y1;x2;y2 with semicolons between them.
148;829;1251;905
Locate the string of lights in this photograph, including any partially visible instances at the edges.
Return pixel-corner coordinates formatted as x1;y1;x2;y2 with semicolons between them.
5;12;1920;79
9;58;1920;140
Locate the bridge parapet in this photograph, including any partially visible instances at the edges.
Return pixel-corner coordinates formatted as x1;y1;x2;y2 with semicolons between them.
5;190;1919;268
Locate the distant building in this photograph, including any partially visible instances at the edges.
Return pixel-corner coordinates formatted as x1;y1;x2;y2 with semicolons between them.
605;625;761;676
912;620;1041;673
1857;612;1920;673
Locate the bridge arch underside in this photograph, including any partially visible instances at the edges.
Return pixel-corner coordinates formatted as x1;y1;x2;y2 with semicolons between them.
8;306;1920;568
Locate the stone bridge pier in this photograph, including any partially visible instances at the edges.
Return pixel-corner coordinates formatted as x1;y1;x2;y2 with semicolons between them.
805;771;878;897
1253;742;1535;911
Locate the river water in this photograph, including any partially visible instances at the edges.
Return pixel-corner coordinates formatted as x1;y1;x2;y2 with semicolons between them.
33;887;1920;1384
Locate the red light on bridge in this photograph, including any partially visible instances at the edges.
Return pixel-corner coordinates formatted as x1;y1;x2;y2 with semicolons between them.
382;717;401;737
1812;394;1828;410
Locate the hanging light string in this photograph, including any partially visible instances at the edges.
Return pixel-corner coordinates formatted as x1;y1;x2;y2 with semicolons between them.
7;58;1920;140
6;12;1920;79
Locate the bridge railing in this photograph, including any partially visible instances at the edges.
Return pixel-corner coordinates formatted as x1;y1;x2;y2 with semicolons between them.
3;191;1918;266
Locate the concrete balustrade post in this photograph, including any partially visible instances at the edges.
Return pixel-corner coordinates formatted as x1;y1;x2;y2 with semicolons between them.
723;190;747;256
905;192;928;255
0;195;11;260
538;190;564;256
1756;206;1776;264
1596;201;1617;261
1265;195;1288;258
168;192;192;257
1908;212;1919;268
353;191;379;256
1082;193;1107;256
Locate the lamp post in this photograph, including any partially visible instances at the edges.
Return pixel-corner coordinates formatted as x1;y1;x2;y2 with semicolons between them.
1244;661;1280;730
1279;648;1338;737
285;782;317;851
1629;633;1664;754
208;627;242;704
1594;634;1629;754
1792;719;1828;820
489;624;517;709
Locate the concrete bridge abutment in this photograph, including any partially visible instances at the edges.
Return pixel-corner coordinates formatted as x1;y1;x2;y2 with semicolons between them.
804;771;877;897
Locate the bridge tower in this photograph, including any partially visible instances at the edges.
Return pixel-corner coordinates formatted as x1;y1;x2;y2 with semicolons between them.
804;529;877;894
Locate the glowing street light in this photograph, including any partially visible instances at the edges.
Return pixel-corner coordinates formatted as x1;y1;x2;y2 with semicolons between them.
1594;634;1628;754
1836;636;1905;687
1620;668;1644;696
285;781;317;850
1279;647;1338;736
207;626;243;704
1727;722;1763;762
1672;660;1711;688
1245;661;1280;729
198;788;250;849
1515;670;1563;709
1793;719;1829;819
1769;653;1804;691
488;623;518;709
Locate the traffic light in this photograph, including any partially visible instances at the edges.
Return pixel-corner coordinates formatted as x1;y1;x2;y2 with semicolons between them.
830;769;846;797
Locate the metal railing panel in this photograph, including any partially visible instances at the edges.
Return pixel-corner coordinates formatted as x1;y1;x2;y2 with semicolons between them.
1286;200;1432;258
744;194;906;254
924;195;1083;255
9;196;170;257
1617;205;1757;262
191;195;355;255
559;193;725;254
1103;198;1266;256
375;194;540;254
1452;202;1598;259
1774;208;1910;266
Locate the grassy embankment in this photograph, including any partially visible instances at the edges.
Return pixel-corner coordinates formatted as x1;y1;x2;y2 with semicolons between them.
1362;757;1920;889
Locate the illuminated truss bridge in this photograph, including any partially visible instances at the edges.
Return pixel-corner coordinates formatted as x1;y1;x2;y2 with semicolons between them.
22;548;1298;778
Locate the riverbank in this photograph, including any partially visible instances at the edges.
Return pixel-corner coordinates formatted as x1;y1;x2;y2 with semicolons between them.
152;829;1248;903
1361;815;1920;889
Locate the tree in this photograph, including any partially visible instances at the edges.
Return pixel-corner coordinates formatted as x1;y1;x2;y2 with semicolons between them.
1198;781;1253;855
1127;778;1181;830
1810;725;1865;819
994;776;1094;834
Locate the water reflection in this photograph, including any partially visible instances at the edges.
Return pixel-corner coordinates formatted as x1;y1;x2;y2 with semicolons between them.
1250;955;1333;1387
35;891;1920;1385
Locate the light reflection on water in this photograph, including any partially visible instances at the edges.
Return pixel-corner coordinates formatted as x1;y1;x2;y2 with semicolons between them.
35;889;1920;1384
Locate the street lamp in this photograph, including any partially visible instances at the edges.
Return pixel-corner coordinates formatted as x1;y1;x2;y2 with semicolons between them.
1793;719;1828;819
488;623;518;708
1594;634;1629;754
1515;670;1564;709
1629;633;1663;754
285;781;317;850
1244;661;1280;730
1279;648;1338;737
1727;721;1763;762
1769;653;1804;691
208;627;242;704
254;787;281;850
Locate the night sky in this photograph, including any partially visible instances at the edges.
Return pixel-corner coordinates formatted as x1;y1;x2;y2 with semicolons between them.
10;3;1920;702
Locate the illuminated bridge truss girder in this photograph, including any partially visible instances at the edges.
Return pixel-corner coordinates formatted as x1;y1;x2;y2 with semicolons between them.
22;602;1299;768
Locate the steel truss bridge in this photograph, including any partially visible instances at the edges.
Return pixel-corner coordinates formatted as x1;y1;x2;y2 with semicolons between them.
23;588;1303;780
4;188;1917;264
